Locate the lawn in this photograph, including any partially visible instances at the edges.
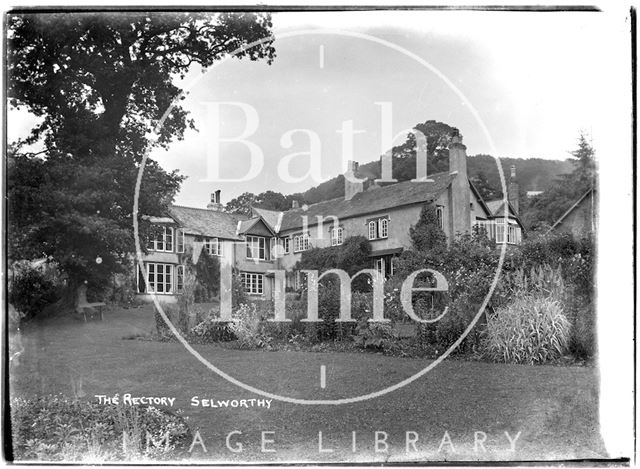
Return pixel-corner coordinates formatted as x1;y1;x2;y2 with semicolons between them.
9;304;606;463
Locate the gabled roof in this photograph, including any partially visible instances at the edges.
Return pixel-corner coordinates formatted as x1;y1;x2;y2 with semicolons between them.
279;171;455;232
237;216;277;237
468;181;492;218
548;187;595;233
168;205;247;240
251;207;282;233
485;198;525;229
486;199;519;217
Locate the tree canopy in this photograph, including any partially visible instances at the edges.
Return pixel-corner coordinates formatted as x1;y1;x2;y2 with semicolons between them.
523;133;596;230
7;12;275;292
225;190;303;216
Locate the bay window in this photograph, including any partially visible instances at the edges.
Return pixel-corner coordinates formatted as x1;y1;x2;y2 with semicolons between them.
246;236;267;260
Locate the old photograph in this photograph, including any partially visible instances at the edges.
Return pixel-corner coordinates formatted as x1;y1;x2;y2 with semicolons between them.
4;5;634;465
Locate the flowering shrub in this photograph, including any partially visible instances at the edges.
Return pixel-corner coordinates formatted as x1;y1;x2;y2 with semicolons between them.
228;303;271;349
10;395;191;461
190;318;235;342
483;295;571;364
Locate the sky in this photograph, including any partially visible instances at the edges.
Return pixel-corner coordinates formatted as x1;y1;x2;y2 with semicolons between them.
8;9;627;208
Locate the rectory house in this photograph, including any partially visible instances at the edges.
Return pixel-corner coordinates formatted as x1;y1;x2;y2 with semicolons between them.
138;135;524;301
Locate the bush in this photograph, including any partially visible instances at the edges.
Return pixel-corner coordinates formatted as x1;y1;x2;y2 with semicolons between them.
483;295;571;364
294;235;372;292
190;319;235;343
9;264;60;321
228;304;271;349
353;321;398;353
10;395;191;461
154;304;183;340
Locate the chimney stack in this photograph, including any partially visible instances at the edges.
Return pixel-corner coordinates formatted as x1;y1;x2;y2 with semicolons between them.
508;165;519;213
207;190;223;211
344;160;365;201
449;133;471;238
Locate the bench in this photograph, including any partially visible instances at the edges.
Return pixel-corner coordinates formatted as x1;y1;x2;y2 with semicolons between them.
75;283;106;321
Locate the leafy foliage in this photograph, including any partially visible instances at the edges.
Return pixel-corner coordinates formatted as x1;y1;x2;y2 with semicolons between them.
409;203;447;254
7;12;275;297
294;236;372;292
225;190;303;216
523;133;596;229
483;296;571;364
9;261;62;320
11;395;191;461
227;303;272;349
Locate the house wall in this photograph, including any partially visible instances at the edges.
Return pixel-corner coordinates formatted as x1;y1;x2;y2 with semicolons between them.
276;191;453;271
233;239;276;299
138;232;235;302
555;193;596;237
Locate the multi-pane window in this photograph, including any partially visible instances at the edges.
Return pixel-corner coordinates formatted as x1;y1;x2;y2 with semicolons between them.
148;226;174;252
246;236;267;260
140;263;174;294
293;233;309;253
205;237;222;256
176;229;185;253
283;238;291;254
495;220;506;244
507;225;521;244
474;219;521;245
378;219;388;238
240;272;264;295
368;217;389;240
176;265;184;293
368;221;377;240
330;227;344;246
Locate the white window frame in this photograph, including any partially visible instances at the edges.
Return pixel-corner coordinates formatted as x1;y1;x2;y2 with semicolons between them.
368;221;377;240
378;218;389;238
293;233;309;253
176;265;184;293
246;236;267;260
240;272;264;295
283;237;290;254
141;262;174;294
176;229;185;253
495;220;506;244
330;227;344;246
205;237;223;256
149;226;174;252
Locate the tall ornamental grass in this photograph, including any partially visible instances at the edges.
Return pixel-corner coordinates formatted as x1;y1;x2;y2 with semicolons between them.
483;295;570;364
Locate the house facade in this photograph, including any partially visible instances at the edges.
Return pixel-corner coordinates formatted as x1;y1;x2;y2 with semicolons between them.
138;134;524;301
548;187;596;237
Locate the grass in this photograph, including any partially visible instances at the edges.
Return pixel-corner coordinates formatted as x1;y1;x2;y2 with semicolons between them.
9;304;606;463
